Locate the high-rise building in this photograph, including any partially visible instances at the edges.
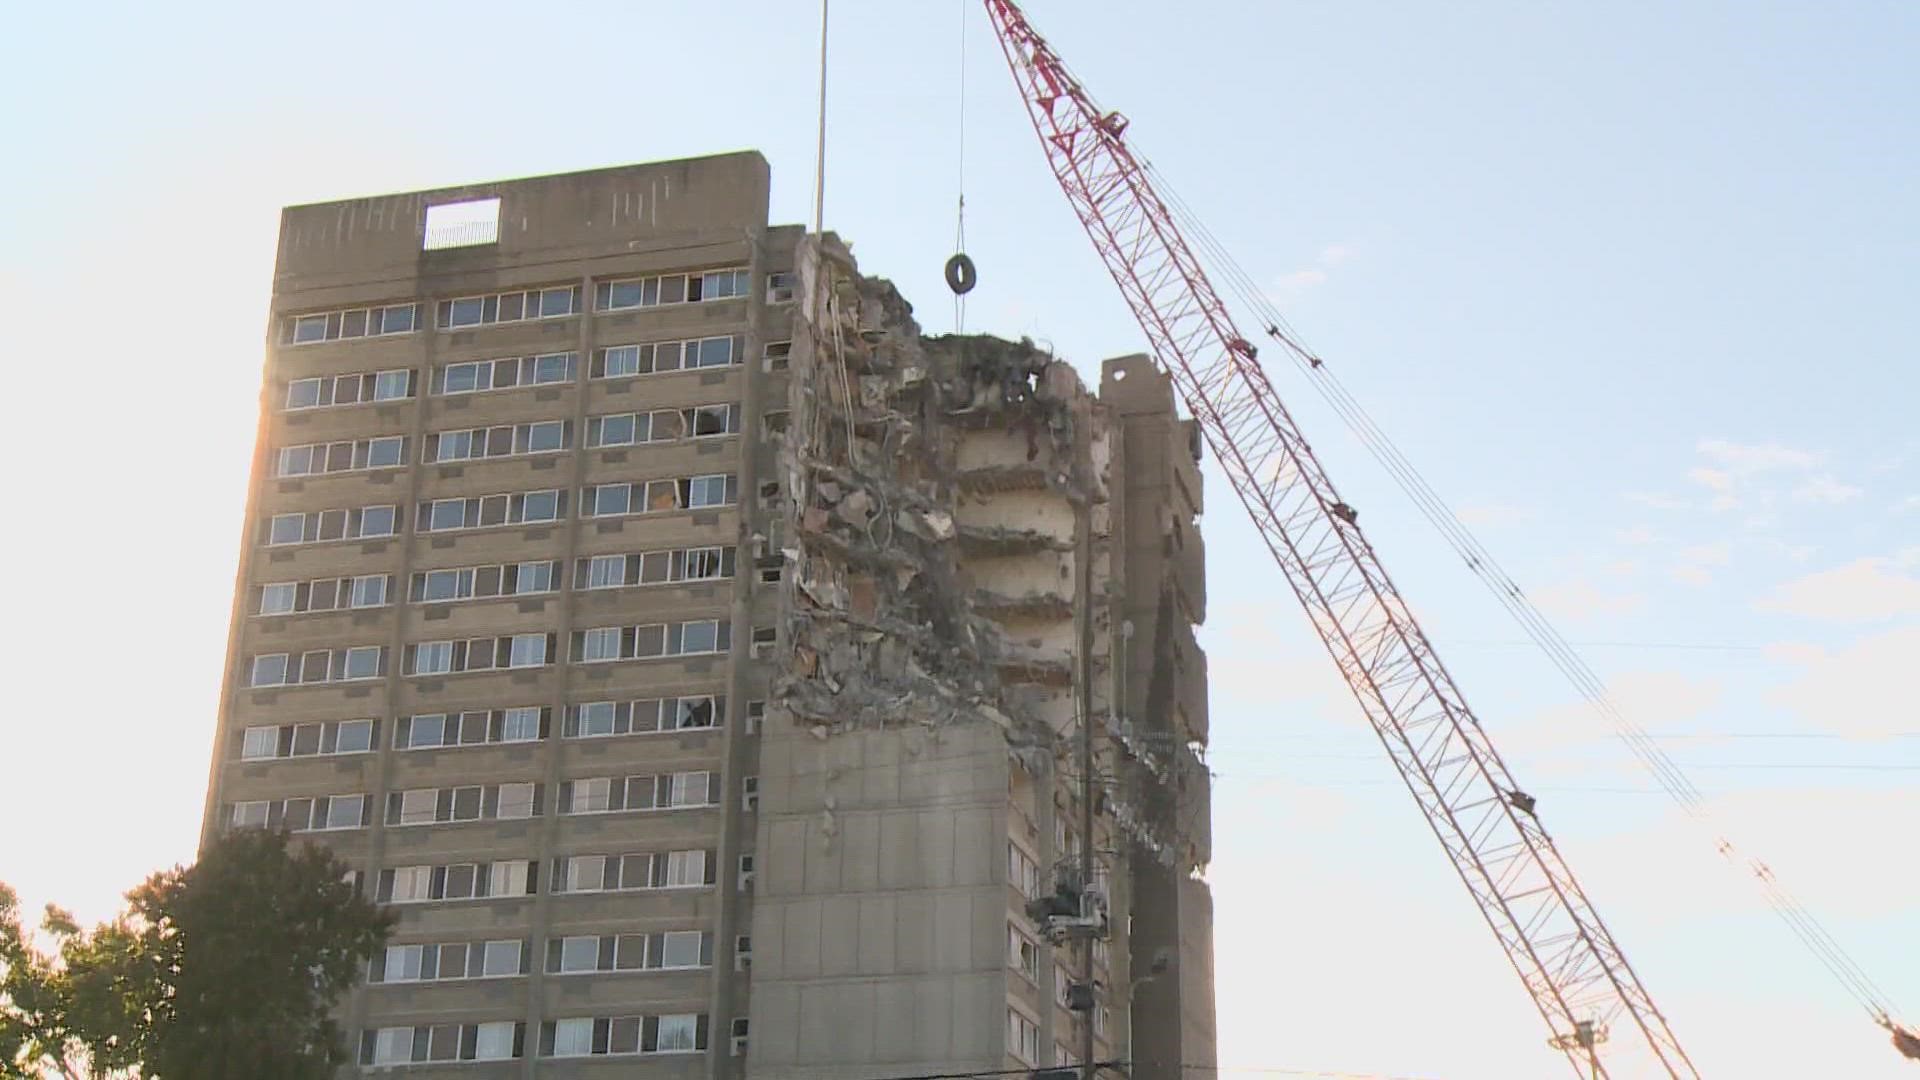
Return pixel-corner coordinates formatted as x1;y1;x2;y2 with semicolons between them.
201;152;1211;1078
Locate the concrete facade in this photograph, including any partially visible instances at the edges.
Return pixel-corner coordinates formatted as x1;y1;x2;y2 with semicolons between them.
201;153;1212;1079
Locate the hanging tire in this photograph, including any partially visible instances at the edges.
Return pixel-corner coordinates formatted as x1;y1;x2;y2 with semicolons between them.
945;252;978;295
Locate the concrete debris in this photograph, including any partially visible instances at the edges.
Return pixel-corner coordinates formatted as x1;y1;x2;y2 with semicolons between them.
769;235;1093;753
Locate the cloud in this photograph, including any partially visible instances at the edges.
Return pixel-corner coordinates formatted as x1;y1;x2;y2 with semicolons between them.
1669;542;1732;586
1268;239;1361;299
1791;475;1864;504
1616;525;1656;545
1456;502;1535;527
1766;624;1920;737
1271;268;1326;293
1530;578;1647;622
1753;556;1920;622
1696;438;1818;471
1625;491;1691;511
1687;467;1734;493
1895;494;1920;513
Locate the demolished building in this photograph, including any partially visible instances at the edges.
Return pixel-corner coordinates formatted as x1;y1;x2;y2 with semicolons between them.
200;153;1211;1079
747;234;1215;1079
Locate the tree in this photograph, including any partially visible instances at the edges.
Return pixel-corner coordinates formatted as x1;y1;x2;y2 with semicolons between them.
1;830;392;1079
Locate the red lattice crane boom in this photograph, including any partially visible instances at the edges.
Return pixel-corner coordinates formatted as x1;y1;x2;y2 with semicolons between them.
981;3;1698;1076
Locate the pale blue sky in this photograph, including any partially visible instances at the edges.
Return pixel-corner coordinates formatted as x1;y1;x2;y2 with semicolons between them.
2;2;1915;1077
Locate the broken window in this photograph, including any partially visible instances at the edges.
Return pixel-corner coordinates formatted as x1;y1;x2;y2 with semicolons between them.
685;547;727;580
690;404;734;437
766;271;796;303
645;479;684;512
675;696;716;729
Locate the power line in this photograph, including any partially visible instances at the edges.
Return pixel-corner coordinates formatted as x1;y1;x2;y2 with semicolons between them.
1139;160;1906;1026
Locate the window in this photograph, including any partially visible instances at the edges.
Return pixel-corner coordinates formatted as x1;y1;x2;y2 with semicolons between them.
572;701;617;737
335;719;374;753
284;369;416;411
690;268;749;301
647;931;699;970
551;1017;593;1057
230;801;269;828
359;505;397;537
654;1013;699;1053
249;654;289;687
475;1021;516;1060
261;505;394;547
688;474;732;508
734;935;752;972
368;1027;413;1065
558;936;598;974
437;287;579;329
489;860;531;896
410;638;455;672
416;489;566;532
372;369;412;400
323;796;365;830
579;628;620;663
283;302;418;345
583;554;623;589
1008;1009;1041;1065
596;269;740;312
565;855;607;893
501;707;541;742
569;778;612;815
417;567;471;602
523;489;560;522
590;335;741;379
396;789;436;826
257;583;297;615
514;561;555;594
737;853;755;892
763;340;792;371
384;944;425;983
1010;925;1041;982
240;726;277;759
741;776;758;813
1009;843;1042;898
433;353;579;394
766;271;796;303
666;849;707;887
286;378;324;409
348;575;387;608
427;420;571;462
337;646;381;680
507;633;547;668
388;866;434;903
482;940;522;977
667;771;712;808
750;626;776;659
680;620;721;655
275;436;408;477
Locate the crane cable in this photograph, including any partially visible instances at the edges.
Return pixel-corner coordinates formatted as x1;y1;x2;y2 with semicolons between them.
1133;158;1906;1031
953;0;970;333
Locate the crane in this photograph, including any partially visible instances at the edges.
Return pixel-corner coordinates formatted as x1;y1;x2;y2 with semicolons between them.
978;3;1698;1076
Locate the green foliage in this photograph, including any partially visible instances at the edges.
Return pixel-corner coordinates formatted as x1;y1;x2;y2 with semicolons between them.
0;831;392;1079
